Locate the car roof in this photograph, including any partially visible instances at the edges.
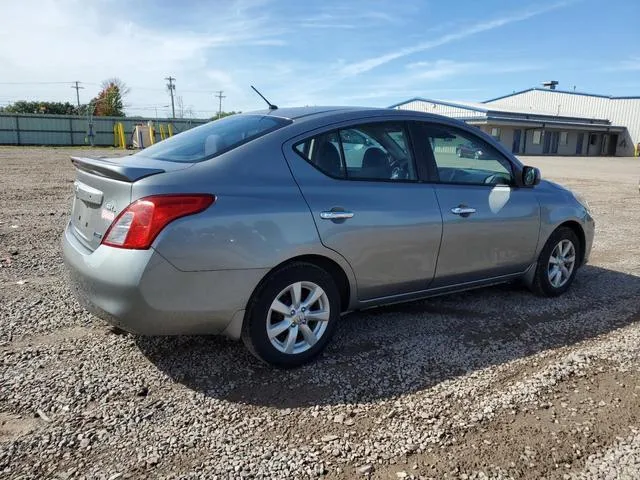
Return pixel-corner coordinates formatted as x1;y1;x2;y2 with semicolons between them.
243;106;383;121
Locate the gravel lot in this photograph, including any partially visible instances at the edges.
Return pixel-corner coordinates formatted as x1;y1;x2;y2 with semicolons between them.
1;147;639;480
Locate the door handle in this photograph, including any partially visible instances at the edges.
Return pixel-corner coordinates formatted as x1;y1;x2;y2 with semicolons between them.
320;211;354;220
451;206;476;216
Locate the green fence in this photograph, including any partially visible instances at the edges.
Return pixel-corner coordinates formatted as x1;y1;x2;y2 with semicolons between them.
0;113;208;146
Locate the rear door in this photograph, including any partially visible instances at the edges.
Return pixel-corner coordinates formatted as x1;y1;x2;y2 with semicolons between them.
412;122;540;287
283;120;443;300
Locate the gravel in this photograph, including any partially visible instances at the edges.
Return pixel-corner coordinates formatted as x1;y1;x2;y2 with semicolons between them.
1;148;639;479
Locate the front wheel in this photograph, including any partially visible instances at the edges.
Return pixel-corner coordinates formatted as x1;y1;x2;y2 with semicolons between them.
530;227;580;297
241;262;340;368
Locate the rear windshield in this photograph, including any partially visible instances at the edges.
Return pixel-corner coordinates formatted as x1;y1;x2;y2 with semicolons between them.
135;114;291;163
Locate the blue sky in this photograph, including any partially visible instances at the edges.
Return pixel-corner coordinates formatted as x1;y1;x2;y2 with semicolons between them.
1;0;639;117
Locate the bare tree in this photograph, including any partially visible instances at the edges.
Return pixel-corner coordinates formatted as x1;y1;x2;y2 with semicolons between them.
176;96;185;118
100;78;130;98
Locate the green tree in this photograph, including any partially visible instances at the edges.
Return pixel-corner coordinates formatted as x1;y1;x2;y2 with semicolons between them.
3;101;78;115
91;78;129;117
212;111;240;120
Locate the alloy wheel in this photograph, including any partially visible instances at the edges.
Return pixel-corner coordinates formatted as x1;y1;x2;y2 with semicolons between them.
266;281;330;355
547;239;576;288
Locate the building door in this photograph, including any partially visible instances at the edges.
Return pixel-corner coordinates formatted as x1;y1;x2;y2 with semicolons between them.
512;129;522;153
543;131;551;154
608;134;618;155
601;134;609;155
551;131;560;154
576;133;584;155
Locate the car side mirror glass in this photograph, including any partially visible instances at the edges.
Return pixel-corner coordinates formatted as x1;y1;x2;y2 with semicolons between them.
522;166;541;186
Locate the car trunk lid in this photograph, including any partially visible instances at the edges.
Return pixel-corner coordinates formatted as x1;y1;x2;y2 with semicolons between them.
69;155;192;251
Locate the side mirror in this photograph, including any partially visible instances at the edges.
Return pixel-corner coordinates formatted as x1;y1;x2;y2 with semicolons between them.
522;166;541;186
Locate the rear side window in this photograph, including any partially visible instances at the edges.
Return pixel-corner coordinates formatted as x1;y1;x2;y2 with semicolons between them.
294;123;417;181
136;114;291;163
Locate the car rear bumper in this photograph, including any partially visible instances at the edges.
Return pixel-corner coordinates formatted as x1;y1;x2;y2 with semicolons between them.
62;223;266;337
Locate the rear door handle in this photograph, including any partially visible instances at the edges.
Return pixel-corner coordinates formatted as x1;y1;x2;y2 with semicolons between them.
451;206;476;215
320;211;354;220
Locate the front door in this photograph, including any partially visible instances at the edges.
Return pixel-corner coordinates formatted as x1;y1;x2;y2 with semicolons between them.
543;130;551;154
415;122;540;286
608;134;618;155
512;129;522;154
576;133;585;154
283;120;443;300
550;131;560;154
601;134;609;155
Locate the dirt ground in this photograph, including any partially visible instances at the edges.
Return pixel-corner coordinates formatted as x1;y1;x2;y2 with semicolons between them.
1;147;639;480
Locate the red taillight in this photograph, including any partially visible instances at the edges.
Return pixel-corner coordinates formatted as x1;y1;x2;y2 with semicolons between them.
102;194;215;249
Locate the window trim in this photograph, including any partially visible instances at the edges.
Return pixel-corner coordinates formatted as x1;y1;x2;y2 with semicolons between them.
291;121;421;184
414;121;518;187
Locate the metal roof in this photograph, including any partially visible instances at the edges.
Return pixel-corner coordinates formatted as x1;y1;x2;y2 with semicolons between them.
388;97;612;124
484;87;640;103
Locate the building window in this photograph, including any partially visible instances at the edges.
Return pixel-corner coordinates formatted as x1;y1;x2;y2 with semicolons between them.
490;127;501;140
560;132;569;145
532;130;543;145
589;134;598;146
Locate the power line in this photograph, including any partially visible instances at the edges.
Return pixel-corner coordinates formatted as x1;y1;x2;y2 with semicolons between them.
165;76;176;119
71;81;84;107
0;81;77;85
214;90;226;119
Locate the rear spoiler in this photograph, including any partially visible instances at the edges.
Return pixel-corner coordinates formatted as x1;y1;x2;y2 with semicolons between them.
70;156;165;182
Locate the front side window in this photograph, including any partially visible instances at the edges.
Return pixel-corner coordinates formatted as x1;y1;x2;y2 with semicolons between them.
422;124;514;185
136;114;290;163
294;123;417;181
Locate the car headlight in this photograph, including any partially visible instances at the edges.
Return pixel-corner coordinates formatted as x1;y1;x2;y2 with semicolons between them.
572;191;591;213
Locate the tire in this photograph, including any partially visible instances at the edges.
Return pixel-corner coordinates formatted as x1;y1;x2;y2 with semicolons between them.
241;262;341;368
530;227;580;297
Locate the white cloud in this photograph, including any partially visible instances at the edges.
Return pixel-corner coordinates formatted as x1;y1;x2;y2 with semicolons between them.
340;1;576;77
0;0;285;116
617;57;640;71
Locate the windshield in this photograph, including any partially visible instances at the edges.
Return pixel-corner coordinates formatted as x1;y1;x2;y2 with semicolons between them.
135;114;291;163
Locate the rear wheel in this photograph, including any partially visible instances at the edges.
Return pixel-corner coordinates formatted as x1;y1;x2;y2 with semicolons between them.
242;262;340;367
530;227;580;297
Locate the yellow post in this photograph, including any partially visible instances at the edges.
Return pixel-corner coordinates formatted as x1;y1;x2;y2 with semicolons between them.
114;123;126;149
168;124;174;137
159;124;166;141
118;123;126;149
149;123;155;145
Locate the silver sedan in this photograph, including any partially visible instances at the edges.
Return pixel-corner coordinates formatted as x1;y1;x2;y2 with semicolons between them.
62;107;594;367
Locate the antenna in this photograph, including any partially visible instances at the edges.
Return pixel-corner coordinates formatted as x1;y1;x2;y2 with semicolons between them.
251;85;278;110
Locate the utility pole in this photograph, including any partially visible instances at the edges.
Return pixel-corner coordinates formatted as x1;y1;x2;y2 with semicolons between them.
71;81;84;107
165;76;176;118
215;90;226;119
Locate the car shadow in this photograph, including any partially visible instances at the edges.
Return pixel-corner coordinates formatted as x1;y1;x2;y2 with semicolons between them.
135;265;640;408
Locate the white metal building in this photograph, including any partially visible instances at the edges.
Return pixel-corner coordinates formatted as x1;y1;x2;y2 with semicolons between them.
390;88;640;157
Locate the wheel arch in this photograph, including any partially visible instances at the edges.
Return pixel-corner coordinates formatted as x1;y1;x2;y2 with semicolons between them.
523;219;586;289
556;220;586;267
248;254;353;313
